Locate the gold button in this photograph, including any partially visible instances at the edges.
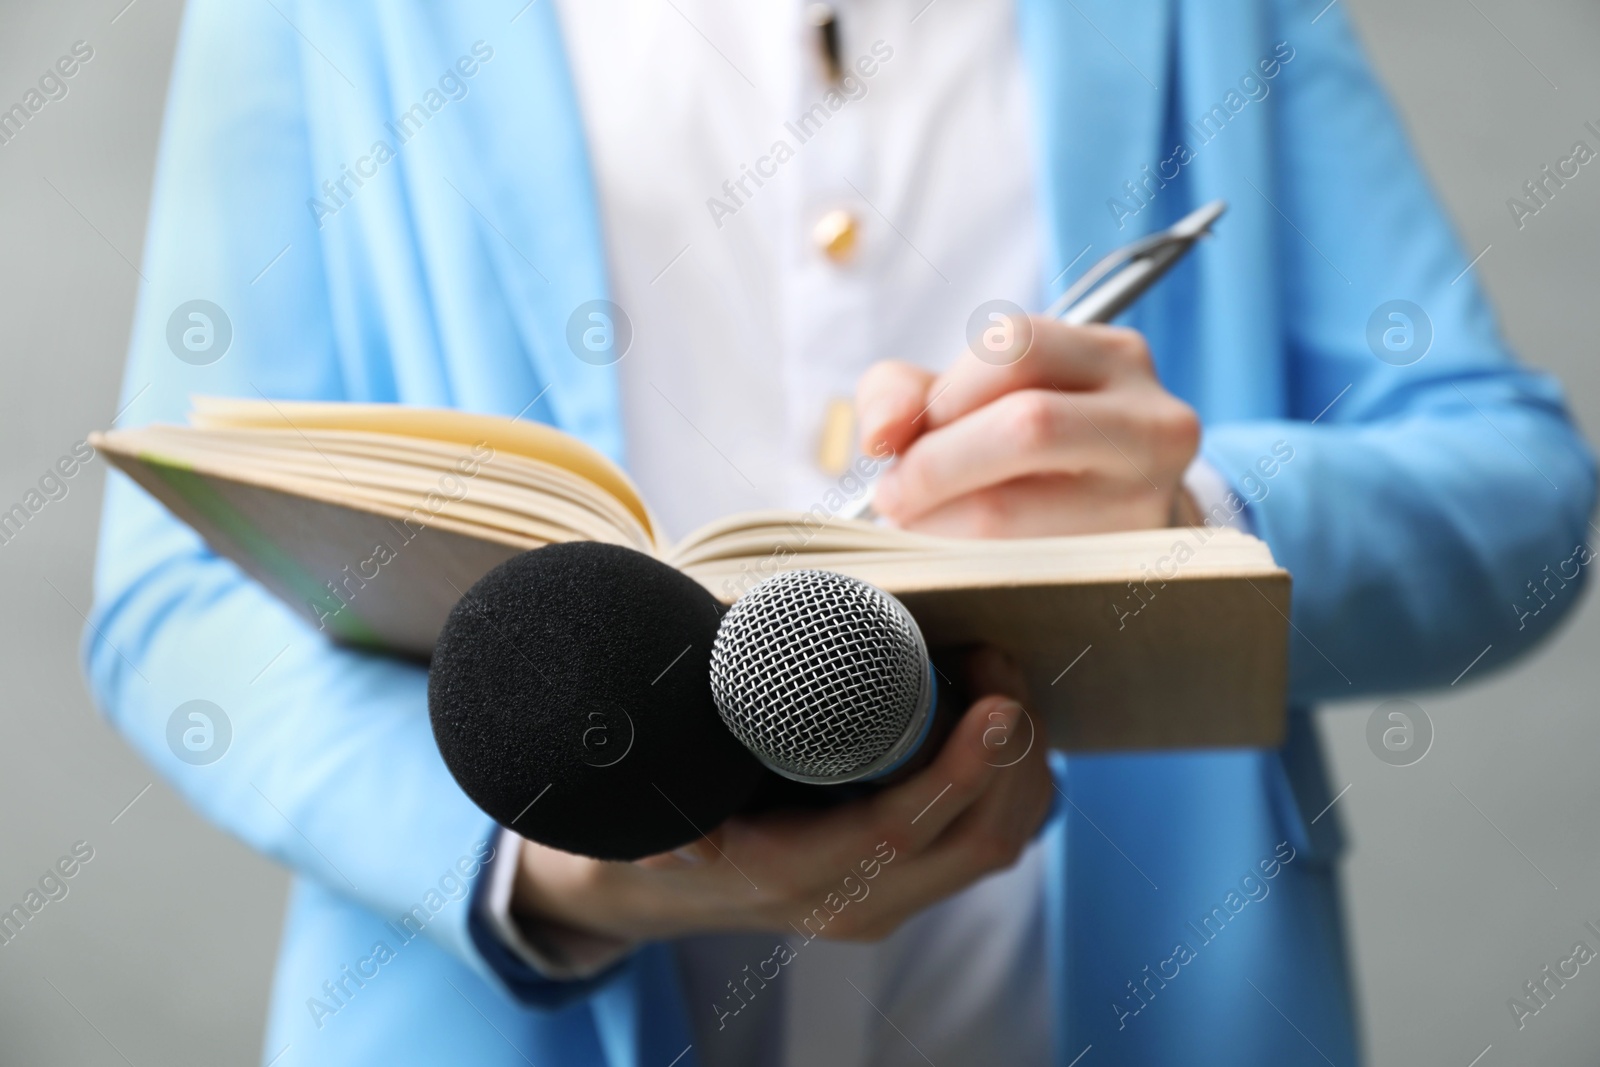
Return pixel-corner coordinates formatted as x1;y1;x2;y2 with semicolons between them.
815;397;855;476
813;209;859;263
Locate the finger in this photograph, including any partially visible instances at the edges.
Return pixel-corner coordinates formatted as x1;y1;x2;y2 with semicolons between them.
863;693;1022;854
641;698;1047;939
944;705;1053;869
874;389;1144;523
816;700;1053;940
634;830;723;870
963;647;1044;769
917;729;1052;881
717;693;1011;885
896;472;1173;538
669;691;1038;924
923;321;1148;431
855;360;937;457
512;840;674;941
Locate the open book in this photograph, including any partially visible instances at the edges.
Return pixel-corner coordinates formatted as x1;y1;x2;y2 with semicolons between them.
92;398;1291;750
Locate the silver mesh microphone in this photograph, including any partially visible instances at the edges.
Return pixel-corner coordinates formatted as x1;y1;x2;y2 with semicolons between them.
709;570;936;785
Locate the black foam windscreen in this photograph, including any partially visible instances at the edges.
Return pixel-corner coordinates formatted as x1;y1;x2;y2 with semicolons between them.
428;541;764;860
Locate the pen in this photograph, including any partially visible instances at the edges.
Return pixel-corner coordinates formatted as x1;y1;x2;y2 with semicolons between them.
840;199;1227;522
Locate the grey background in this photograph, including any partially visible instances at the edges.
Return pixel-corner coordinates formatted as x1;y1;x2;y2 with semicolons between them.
0;1;1595;1064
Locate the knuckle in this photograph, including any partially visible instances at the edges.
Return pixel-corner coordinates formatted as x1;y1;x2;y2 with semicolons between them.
873;824;913;863
1108;326;1152;363
1090;326;1151;374
1001;391;1059;452
1175;403;1202;448
1153;398;1201;455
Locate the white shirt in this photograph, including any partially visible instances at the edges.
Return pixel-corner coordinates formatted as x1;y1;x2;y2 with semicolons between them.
501;1;1054;1064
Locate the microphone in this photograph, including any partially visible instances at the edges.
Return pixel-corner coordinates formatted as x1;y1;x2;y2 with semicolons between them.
428;541;765;861
709;569;956;785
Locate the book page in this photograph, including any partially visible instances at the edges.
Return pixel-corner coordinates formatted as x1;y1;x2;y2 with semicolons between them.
189;396;662;548
102;425;654;551
670;512;1277;591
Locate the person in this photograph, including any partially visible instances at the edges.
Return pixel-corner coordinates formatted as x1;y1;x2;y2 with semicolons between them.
85;1;1595;1064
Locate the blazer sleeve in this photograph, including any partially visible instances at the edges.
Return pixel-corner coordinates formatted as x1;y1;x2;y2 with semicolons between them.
1200;1;1597;702
82;0;621;1008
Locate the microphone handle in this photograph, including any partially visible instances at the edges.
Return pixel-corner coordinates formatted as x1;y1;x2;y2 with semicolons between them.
868;663;963;785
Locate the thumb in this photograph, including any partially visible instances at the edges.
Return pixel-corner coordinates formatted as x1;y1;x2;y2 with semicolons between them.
856;361;936;458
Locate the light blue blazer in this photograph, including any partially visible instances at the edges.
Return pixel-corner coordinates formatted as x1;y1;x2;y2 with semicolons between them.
86;1;1595;1064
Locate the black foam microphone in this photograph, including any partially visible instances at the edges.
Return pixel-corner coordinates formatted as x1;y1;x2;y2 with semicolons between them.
428;541;765;861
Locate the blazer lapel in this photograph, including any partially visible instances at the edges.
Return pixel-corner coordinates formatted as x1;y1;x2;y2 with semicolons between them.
430;2;624;458
1015;0;1174;297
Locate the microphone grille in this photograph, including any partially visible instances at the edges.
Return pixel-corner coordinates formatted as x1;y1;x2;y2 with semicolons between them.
709;569;930;784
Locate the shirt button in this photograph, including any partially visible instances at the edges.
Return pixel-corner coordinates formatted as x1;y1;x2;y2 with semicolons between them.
812;209;859;263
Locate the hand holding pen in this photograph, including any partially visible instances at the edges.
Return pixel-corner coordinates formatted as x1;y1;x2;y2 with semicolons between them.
845;200;1226;536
